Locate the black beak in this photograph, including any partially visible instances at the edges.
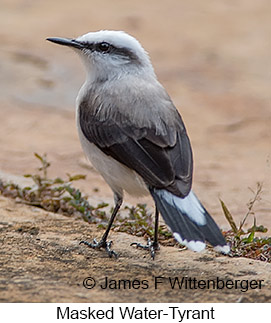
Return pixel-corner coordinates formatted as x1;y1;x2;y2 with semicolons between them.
46;37;84;49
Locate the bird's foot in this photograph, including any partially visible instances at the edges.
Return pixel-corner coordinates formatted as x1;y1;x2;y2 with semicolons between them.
79;238;118;258
131;238;159;259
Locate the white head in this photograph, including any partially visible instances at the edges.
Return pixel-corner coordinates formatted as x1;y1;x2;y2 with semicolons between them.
47;30;155;82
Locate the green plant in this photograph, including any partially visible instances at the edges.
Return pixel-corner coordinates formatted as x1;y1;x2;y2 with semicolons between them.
0;153;108;222
220;183;271;262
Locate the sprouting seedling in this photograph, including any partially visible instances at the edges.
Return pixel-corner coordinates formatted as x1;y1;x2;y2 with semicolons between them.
220;182;265;238
239;182;263;231
34;152;50;179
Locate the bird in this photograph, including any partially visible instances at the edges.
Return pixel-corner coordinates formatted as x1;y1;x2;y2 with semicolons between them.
47;30;230;259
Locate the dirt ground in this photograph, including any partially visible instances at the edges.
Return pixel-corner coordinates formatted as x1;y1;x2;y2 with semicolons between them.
0;0;270;302
0;195;270;303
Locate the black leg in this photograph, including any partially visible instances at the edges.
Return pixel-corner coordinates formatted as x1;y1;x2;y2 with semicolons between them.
131;206;160;259
80;194;123;258
153;206;159;248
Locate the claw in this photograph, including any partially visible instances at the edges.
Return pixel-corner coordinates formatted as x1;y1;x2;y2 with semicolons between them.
79;238;118;259
131;238;159;259
105;240;118;258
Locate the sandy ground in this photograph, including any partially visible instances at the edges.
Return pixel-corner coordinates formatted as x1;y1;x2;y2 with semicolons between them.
1;196;270;303
0;0;270;302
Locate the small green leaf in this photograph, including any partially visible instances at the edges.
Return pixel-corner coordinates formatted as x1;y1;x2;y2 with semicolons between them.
242;231;255;244
53;177;65;184
248;225;268;233
66;174;86;182
34;152;43;162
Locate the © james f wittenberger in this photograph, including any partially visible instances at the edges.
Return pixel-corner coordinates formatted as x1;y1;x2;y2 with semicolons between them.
82;275;264;293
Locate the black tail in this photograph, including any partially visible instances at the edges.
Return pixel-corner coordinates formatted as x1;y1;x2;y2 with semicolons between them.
150;188;229;253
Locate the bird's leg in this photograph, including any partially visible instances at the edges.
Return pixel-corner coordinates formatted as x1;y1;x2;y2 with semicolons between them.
131;206;160;259
80;194;123;258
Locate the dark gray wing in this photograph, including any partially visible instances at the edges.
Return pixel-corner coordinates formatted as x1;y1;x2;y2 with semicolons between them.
79;100;193;197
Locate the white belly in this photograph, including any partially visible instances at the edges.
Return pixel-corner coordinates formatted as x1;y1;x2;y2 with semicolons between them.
76;118;149;198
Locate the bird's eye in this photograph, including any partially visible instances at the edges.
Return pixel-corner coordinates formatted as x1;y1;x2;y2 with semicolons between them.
97;42;110;53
